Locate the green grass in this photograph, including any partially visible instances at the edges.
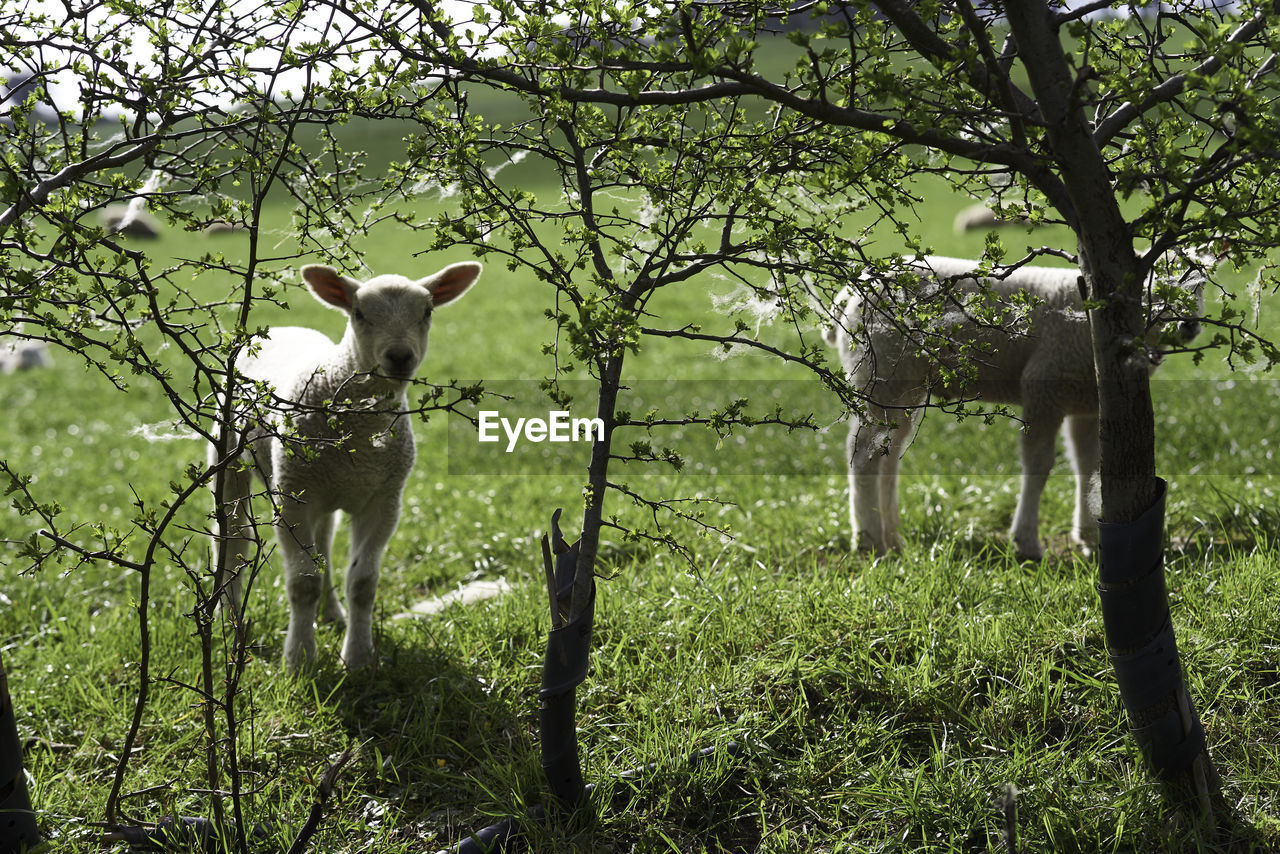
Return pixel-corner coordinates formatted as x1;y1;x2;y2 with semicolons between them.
4;124;1280;853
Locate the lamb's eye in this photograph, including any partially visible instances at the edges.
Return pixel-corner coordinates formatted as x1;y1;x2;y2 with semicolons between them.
422;306;433;322
353;308;366;322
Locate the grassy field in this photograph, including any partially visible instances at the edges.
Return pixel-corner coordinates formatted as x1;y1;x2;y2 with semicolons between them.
3;111;1280;854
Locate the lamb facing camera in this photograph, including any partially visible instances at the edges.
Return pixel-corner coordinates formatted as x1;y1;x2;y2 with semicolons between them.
212;260;482;671
825;254;1205;560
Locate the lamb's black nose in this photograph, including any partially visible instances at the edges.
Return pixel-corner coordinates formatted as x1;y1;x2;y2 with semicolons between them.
384;347;416;378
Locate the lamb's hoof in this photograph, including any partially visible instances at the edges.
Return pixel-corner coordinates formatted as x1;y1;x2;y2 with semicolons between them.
852;533;889;556
282;633;317;674
340;640;376;672
1070;533;1096;559
320;601;347;629
1012;541;1045;563
283;652;316;675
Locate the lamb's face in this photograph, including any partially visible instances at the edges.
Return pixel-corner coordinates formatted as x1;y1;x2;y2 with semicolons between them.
348;276;434;382
300;261;482;385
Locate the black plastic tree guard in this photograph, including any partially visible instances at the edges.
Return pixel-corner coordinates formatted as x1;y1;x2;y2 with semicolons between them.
1;651;41;854
537;510;593;814
1096;478;1208;782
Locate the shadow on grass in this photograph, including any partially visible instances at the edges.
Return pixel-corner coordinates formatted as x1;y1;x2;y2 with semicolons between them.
754;661;1277;853
295;628;537;848
1168;482;1280;559
1198;807;1280;854
297;621;765;852
892;479;1280;567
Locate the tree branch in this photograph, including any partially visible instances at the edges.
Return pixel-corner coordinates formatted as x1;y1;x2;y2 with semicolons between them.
1095;10;1268;147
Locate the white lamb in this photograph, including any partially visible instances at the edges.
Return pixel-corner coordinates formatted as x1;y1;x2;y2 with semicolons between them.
0;335;52;374
212;261;482;671
825;255;1204;559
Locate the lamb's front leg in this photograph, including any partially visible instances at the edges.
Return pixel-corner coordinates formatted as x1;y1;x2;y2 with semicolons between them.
876;405;920;553
341;494;403;670
848;396;920;555
311;511;346;627
848;416;888;554
277;505;325;672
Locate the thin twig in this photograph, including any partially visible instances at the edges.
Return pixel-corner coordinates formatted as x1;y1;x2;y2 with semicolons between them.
285;746;357;854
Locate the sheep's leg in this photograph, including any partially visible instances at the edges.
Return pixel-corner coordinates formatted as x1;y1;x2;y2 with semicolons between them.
849;402;908;555
1010;410;1063;561
877;447;903;552
312;512;346;627
877;407;920;552
1064;414;1100;553
278;504;325;672
848;415;884;553
341;495;403;670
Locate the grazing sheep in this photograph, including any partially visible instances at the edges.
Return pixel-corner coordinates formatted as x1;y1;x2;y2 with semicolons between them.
825;255;1204;559
100;203;161;238
952;203;1034;234
213;261;482;671
0;335;52;374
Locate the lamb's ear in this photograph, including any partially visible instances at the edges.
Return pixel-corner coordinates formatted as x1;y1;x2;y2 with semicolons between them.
419;262;481;308
301;265;361;312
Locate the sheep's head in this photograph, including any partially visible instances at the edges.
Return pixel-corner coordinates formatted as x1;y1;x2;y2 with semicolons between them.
1147;250;1209;350
301;262;482;383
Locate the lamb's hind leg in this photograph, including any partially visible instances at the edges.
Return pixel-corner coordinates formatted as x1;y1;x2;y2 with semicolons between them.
1064;413;1100;554
1010;407;1064;561
340;493;403;670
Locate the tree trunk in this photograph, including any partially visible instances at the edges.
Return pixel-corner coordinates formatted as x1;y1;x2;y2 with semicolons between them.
1003;1;1217;819
0;652;41;854
573;350;623;618
1001;4;1160;519
1077;247;1162;522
